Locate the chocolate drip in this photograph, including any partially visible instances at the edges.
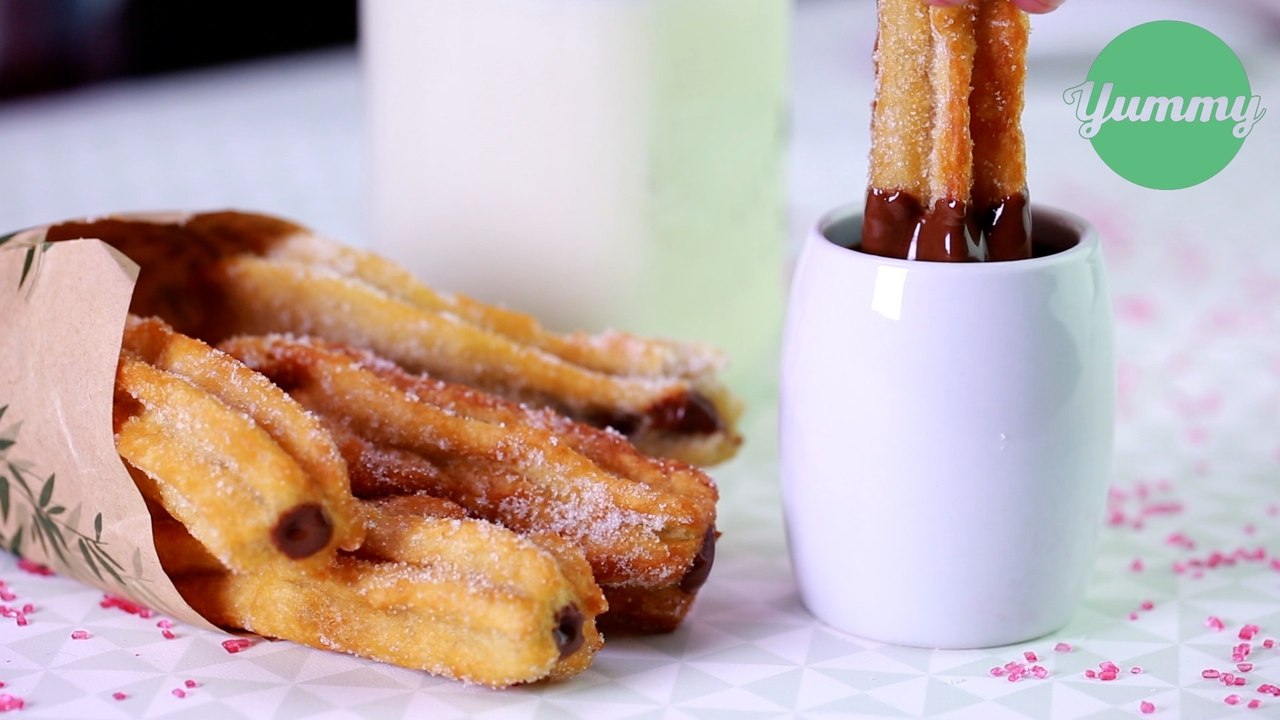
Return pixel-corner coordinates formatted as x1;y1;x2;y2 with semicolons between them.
271;503;333;559
982;192;1031;261
915;198;984;262
553;603;585;658
861;188;1030;262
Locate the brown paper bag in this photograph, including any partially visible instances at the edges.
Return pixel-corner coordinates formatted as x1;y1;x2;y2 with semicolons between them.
0;222;215;628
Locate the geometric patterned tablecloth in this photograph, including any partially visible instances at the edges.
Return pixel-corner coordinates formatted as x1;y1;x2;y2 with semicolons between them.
0;2;1278;717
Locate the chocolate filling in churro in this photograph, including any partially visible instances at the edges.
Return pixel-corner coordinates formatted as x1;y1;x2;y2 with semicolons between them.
271;503;333;559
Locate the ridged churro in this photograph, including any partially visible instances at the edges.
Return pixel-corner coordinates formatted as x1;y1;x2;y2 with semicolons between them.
114;316;363;571
219;333;719;632
47;212;742;466
157;495;605;686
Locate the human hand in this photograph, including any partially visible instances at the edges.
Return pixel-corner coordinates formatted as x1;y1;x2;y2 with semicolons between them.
926;0;1063;13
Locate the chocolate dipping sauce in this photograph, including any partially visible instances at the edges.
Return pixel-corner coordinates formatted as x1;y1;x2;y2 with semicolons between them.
861;188;1031;262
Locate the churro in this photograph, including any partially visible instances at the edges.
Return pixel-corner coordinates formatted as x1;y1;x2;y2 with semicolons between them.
158;496;605;686
46;212;742;466
219;333;719;631
114;317;363;571
863;0;1030;262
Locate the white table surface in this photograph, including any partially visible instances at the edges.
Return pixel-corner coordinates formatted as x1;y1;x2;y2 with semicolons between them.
0;1;1278;718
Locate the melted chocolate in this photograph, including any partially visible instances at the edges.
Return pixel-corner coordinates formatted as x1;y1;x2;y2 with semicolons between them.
861;188;1030;262
590;391;722;438
553;603;585;658
271;503;333;559
679;526;718;593
647;392;722;435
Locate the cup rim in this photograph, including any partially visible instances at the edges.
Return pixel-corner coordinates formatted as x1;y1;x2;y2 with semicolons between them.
815;203;1099;273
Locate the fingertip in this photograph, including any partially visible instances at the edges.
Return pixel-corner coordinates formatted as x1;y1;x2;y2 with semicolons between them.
1014;0;1064;13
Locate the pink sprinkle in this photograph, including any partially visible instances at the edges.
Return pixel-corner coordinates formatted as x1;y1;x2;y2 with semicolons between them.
112;692;127;701
990;667;1006;677
221;638;253;654
1258;683;1280;696
156;619;173;629
1264;639;1275;649
1227;694;1242;705
1024;651;1038;663
161;630;176;640
1235;677;1247;687
1130;558;1145;572
1129;612;1140;621
16;559;53;576
0;694;24;712
70;630;90;640
1140;600;1155;611
0;592;16;603
1100;670;1119;681
183;680;198;689
1131;666;1143;674
1054;642;1072;653
1100;661;1120;673
1204;669;1222;679
1006;672;1021;683
1140;700;1155;714
1238;662;1254;672
14;614;27;627
1207;616;1226;631
1249;699;1262;710
1031;665;1048;679
171;689;186;699
1085;669;1097;679
19;605;32;615
100;595;153;618
1240;625;1260;640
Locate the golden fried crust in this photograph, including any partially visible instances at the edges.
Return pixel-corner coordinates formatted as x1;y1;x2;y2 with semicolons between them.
600;585;697;635
971;0;1029;204
46;212;742;466
868;0;931;198
121;316;363;554
221;335;719;594
927;4;976;206
357;496;607;681
215;254;741;465
114;354;342;571
169;497;604;686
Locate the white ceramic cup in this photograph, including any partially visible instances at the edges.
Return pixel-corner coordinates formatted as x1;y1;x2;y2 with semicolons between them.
780;205;1114;649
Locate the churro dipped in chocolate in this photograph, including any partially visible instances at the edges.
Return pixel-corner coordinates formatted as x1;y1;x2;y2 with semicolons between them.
863;0;1030;261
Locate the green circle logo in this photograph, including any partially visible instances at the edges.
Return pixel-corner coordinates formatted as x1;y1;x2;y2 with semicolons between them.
1064;21;1266;190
